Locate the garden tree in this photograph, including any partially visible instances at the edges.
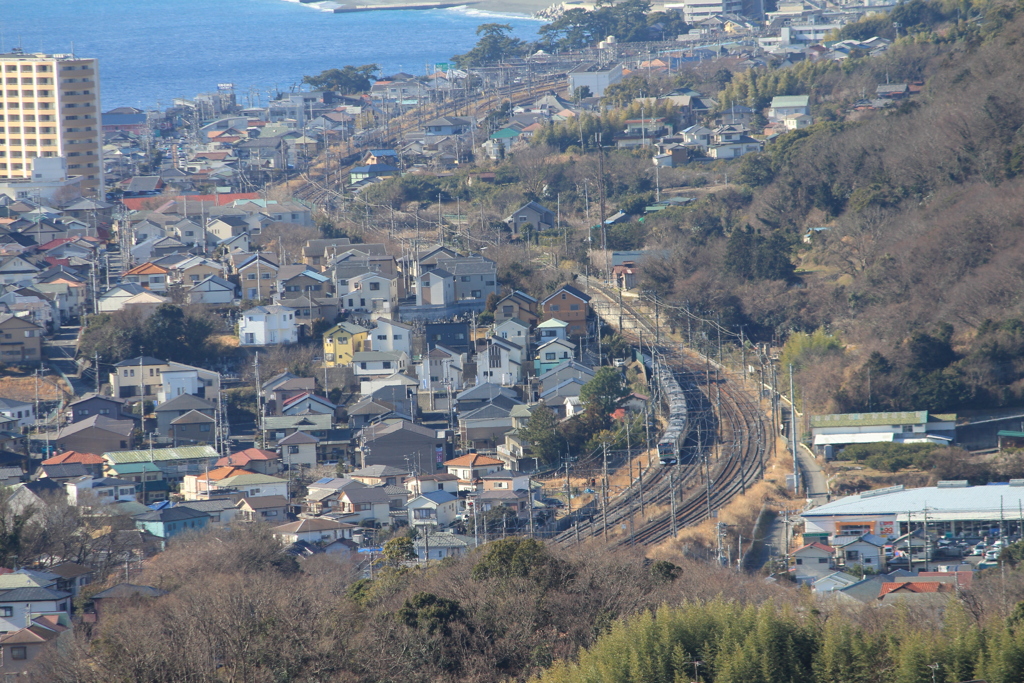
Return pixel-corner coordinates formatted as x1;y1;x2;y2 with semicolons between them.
79;304;217;366
560;406;611;455
572;85;592;102
451;24;529;68
302;64;378;94
536;0;687;51
0;488;33;568
381;536;417;565
470;537;566;587
517;403;563;464
398;592;467;636
580;366;630;416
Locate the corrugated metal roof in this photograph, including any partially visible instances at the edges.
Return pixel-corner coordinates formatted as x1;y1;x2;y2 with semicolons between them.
103;445;218;464
803;484;1024;520
810;411;928;429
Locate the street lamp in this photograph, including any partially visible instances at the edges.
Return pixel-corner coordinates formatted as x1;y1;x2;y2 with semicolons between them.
685;660;703;682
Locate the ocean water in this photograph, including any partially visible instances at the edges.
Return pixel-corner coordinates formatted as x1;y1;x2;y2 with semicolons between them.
0;0;542;110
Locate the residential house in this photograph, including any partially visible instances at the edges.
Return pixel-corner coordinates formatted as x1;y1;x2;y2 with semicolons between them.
187;275;237;304
102;445;221;484
48;562;93;598
459;403;514;450
413;533;469;560
418;345;465;410
168;410;216;446
0;587;71;634
239;305;298;346
443;453;505;490
0;314;42;363
323;321;370;367
263;414;333;448
475;336;524;385
404;473;460;497
214;448;281;475
434;257;498;308
278;430;319;469
505;201;554;236
90;584;167;623
0;397;34;428
64;476;138;506
262;373;317;415
54;416;135;454
369;318;413;355
536;318;568;343
834;533;887;571
424;320;472;354
493;291;539;327
280;393;335;416
109;355;168;402
97;283;147;313
271;518;355;545
235;495;289;523
415;268;456;307
350;465;409;487
67;394;133;424
792;542;835;580
358;420;448;474
351;350;409;377
175;499;239;526
337;485;391;524
154;393;216;435
343;271;399;314
540;285;590;337
236;254;279;300
0;614;71;674
276;266;331;301
768;95;810;120
41;450;106;478
407;490;459;529
122;262;170;292
134;507;211;543
535;338;577;375
495;317;531;349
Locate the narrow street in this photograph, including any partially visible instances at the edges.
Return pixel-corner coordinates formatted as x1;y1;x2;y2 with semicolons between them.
42;325;90;398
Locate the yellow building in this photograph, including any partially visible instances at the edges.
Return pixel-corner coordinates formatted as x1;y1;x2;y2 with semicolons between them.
0;51;103;196
323;322;369;367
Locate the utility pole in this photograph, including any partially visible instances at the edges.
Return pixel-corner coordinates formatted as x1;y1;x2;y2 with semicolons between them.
94;351;100;394
670;467;677;538
254;352;264;447
528;475;535;538
790;364;799;496
602;442;609;541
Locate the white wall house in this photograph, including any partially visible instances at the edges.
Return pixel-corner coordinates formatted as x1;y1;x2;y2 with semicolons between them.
0;398;35;428
344;272;399;313
351;351;410;377
369;318;413;355
239;305;298;346
475;337;523;385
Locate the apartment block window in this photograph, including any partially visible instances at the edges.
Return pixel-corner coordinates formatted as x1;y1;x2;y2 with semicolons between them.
369;282;380;291
288;445;299;454
11;646;26;660
0;606;12;617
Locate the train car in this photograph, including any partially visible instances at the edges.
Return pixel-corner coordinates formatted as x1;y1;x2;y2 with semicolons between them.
654;359;689;465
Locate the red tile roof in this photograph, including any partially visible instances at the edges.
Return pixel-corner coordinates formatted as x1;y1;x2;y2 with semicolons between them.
43;450;105;466
879;582;953;598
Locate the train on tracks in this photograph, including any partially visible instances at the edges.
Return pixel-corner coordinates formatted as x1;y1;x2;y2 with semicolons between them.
655;358;690;466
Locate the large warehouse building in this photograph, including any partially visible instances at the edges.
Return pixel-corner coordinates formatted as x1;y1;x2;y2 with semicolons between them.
802;481;1024;543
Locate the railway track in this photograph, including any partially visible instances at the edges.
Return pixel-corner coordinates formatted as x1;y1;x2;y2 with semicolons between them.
551;280;769;548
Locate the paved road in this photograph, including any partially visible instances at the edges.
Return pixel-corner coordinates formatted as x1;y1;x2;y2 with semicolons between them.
42;325;91;397
797;443;829;505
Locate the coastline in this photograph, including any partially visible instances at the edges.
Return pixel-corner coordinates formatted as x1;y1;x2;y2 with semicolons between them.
297;0;554;17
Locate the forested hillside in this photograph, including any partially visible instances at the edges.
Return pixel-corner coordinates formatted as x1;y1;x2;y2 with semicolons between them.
636;0;1024;415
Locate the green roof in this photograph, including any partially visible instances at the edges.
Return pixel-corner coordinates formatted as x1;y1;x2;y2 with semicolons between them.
490;128;521;140
106;462;164;474
103;445;219;464
998;431;1024;439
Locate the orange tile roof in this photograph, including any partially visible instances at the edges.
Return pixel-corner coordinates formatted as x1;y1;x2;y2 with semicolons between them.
443;453;504;467
197;466;255;481
43;450;105;466
794;542;833;554
216;449;279;467
124;262;169;276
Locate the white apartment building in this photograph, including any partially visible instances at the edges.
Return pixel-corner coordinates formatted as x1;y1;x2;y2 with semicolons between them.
0;51;103;197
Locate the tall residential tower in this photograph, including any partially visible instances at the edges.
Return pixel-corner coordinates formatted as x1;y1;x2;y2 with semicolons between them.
0;50;103;197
